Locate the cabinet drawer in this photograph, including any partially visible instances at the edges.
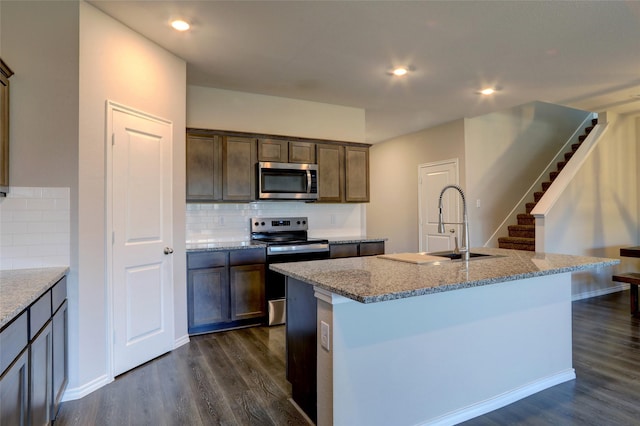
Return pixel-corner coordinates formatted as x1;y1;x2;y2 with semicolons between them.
30;291;51;339
0;311;28;375
329;243;358;258
360;242;385;256
52;276;67;313
188;252;227;269
230;248;266;266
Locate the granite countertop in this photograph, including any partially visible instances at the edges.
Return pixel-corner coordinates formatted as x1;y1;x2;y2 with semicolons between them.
270;248;619;304
0;267;69;328
186;240;265;252
186;236;387;252
325;236;387;244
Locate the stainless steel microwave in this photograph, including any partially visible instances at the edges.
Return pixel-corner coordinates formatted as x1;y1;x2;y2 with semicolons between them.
257;162;318;200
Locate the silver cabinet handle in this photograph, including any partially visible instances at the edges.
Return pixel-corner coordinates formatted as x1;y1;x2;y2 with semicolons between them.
164;247;174;255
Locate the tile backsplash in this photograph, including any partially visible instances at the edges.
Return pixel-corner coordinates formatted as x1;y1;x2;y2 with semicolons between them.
0;187;70;270
186;202;365;243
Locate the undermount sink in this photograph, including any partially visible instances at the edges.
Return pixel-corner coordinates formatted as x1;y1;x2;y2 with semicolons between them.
425;251;494;261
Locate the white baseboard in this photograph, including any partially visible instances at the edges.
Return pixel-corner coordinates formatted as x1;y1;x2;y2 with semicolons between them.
174;334;190;349
424;369;576;426
572;283;628;301
61;373;113;402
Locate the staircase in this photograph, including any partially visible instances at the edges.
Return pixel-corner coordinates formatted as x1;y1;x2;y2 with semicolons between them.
497;118;598;251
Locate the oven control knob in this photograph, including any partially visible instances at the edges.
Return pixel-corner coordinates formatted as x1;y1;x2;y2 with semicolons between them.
303;220;306;224
254;222;259;226
297;220;301;225
261;222;265;226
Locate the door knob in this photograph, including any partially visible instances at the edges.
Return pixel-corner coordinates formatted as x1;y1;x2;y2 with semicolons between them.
449;228;455;233
164;247;174;255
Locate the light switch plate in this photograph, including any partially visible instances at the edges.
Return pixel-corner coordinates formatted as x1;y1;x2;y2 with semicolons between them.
320;321;330;351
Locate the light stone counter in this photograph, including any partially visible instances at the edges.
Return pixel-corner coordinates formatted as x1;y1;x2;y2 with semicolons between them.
0;267;69;328
325;236;387;244
186;240;265;252
270;247;619;303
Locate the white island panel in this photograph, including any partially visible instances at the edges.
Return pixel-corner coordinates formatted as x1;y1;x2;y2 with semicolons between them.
318;272;574;426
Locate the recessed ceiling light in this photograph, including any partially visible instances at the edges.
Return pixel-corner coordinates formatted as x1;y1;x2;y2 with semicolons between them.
171;19;190;31
388;66;415;77
479;88;495;95
392;67;409;77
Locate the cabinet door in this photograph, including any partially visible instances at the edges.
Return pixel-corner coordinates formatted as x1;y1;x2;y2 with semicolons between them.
52;300;68;421
329;243;358;258
223;137;257;201
359;241;385;256
345;146;369;202
258;139;288;162
229;264;266;321
0;59;12;191
0;350;28;426
289;141;315;164
187;267;229;333
30;322;53;426
186;134;222;201
317;144;344;202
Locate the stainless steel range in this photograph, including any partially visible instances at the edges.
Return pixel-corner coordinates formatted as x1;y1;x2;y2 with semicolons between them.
251;217;329;325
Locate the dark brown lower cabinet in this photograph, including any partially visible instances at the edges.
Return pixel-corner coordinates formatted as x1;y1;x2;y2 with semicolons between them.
286;277;317;423
187;248;266;334
230;264;265;321
0;275;67;426
51;300;68;420
329;241;385;258
0;350;29;425
30;322;53;426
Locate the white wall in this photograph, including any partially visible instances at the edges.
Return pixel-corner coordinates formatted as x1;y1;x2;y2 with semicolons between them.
544;112;639;298
368;119;465;253
464;101;591;247
75;2;186;397
187;85;365;143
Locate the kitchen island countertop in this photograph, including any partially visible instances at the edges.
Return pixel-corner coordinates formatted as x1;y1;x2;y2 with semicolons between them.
271;247;619;303
0;267;69;328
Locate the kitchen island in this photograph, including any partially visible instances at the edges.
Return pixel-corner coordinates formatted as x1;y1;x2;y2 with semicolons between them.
271;248;618;426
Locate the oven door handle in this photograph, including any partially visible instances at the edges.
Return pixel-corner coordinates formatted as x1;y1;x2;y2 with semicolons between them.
267;243;329;255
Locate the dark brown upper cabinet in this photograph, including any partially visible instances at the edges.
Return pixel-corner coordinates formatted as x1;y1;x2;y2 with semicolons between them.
258;139;316;164
1;59;14;196
186;134;223;201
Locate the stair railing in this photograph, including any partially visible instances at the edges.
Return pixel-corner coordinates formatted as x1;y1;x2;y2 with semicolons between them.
483;113;597;248
531;118;609;252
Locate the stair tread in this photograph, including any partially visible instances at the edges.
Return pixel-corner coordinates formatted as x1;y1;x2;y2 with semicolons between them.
498;236;535;242
508;224;534;230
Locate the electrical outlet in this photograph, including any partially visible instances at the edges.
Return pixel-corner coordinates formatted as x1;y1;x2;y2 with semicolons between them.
320;321;330;351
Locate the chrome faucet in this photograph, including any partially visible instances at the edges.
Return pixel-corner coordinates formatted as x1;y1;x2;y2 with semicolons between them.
437;184;470;261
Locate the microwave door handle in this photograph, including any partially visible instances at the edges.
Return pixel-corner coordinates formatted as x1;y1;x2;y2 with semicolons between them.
307;170;312;193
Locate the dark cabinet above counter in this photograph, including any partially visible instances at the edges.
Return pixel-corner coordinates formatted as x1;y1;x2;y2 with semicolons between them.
186;128;370;204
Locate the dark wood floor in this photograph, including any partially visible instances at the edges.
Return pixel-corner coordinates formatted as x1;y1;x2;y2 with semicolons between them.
55;325;309;425
56;290;640;426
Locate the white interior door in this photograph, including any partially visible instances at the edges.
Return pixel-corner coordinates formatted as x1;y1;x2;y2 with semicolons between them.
109;104;174;376
418;160;460;253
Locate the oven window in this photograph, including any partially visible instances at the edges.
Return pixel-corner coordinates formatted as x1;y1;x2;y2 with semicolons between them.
262;170;307;193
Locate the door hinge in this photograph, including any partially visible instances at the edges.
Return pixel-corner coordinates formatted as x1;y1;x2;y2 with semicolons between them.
112;133;115;146
112;231;115;245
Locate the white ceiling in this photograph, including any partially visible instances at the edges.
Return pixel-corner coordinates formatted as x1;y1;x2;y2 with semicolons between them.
88;0;640;143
